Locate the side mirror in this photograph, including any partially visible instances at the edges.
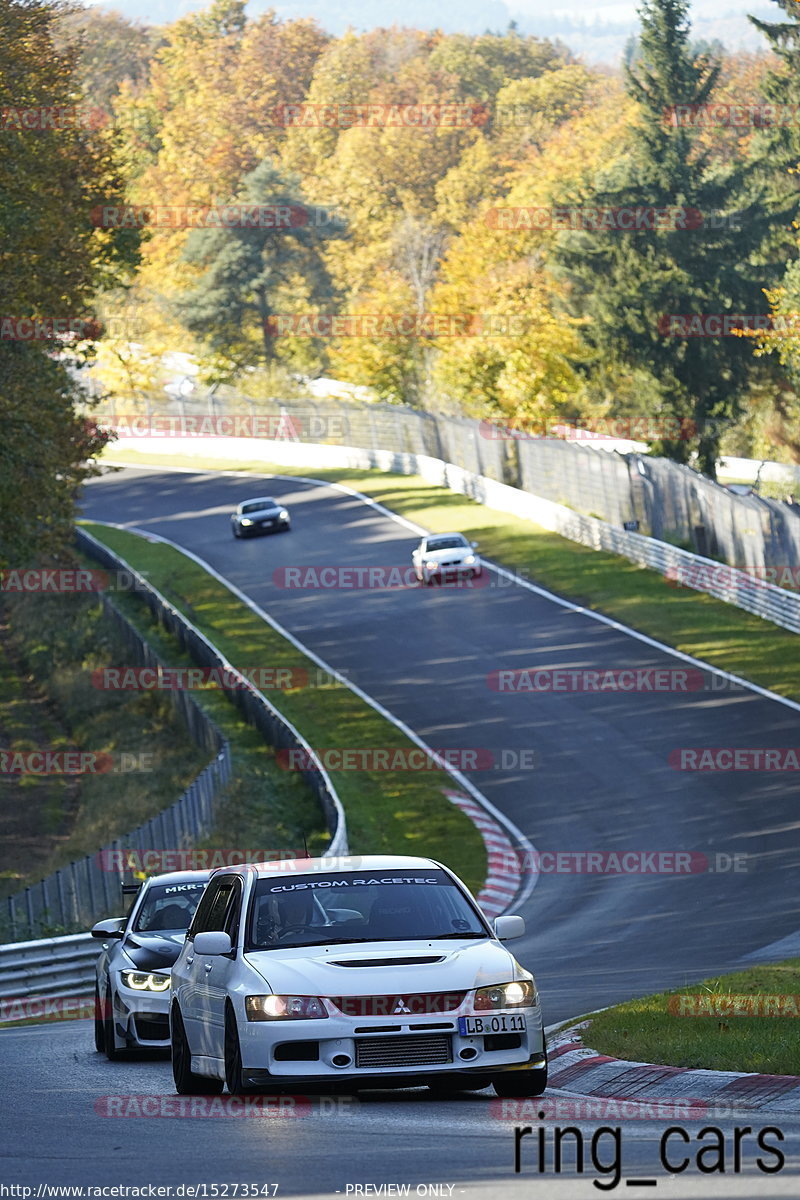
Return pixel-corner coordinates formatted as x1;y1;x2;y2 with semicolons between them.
494;915;525;941
193;931;233;956
91;917;126;940
471;541;479;549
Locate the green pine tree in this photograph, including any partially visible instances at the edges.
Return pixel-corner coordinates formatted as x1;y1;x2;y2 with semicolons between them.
179;158;345;379
749;0;800;176
554;0;791;477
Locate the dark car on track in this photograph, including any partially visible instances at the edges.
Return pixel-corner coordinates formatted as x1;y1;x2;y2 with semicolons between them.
91;870;212;1058
231;497;291;538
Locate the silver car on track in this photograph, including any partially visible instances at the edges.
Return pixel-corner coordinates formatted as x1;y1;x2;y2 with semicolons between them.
411;533;482;584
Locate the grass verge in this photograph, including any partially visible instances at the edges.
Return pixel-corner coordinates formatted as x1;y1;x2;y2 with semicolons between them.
563;960;800;1075
80;522;487;895
0;590;208;905
73;567;333;866
102;448;800;702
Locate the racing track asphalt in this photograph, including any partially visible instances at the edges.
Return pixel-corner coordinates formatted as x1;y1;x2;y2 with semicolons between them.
2;1019;799;1193
77;466;800;1022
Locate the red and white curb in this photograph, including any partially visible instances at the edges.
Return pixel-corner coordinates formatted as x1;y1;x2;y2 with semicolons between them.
546;1023;800;1115
443;789;525;917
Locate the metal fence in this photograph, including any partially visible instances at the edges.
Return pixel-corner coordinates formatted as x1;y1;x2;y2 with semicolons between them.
95;393;800;577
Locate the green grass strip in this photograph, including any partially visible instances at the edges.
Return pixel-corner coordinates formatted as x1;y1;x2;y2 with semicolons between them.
563;960;800;1075
81;521;487;895
0;590;209;909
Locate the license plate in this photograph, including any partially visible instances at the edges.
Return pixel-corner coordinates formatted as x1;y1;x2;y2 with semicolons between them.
260;520;274;527
458;1013;526;1036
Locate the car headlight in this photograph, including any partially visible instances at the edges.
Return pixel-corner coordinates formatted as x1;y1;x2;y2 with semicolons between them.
425;560;438;570
463;555;476;564
240;518;253;526
278;509;289;519
473;981;537;1010
120;970;171;992
245;995;329;1021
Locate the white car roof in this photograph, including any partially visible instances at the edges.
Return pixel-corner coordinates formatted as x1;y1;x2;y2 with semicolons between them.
237;854;442;879
425;532;467;541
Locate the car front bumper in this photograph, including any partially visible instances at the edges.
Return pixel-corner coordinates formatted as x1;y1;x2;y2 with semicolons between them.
236;517;289;536
111;982;171;1048
423;562;481;581
237;1007;544;1084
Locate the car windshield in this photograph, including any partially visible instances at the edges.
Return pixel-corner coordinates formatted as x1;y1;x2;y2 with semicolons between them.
426;536;467;552
247;868;487;950
240;499;276;514
132;880;208;933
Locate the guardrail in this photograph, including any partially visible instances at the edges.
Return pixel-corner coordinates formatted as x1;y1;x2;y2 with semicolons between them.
398;447;800;634
0;933;97;1003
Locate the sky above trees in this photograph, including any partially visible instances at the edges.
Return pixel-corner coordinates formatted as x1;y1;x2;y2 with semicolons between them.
80;0;776;62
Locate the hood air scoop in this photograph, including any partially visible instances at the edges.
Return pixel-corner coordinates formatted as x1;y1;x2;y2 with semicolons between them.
329;955;445;968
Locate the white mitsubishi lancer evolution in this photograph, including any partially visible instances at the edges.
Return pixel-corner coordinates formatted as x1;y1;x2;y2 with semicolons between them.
169;855;547;1097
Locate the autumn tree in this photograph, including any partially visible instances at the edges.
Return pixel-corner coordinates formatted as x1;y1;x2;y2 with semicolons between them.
54;7;158;111
0;0;138;566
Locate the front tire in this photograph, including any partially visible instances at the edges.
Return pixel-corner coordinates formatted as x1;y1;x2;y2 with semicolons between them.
103;986;122;1060
171;1005;224;1095
94;985;105;1052
224;1005;249;1095
492;1058;548;1098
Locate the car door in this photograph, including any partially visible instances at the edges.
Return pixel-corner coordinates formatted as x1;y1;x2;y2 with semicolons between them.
202;877;244;1060
179;877;237;1051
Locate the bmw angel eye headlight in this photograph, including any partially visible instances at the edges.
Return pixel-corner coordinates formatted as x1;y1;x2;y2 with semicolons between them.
245;995;328;1021
120;971;171;992
463;555;476;564
278;509;289;519
425;560;438;570
474;980;537;1010
240;518;254;526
